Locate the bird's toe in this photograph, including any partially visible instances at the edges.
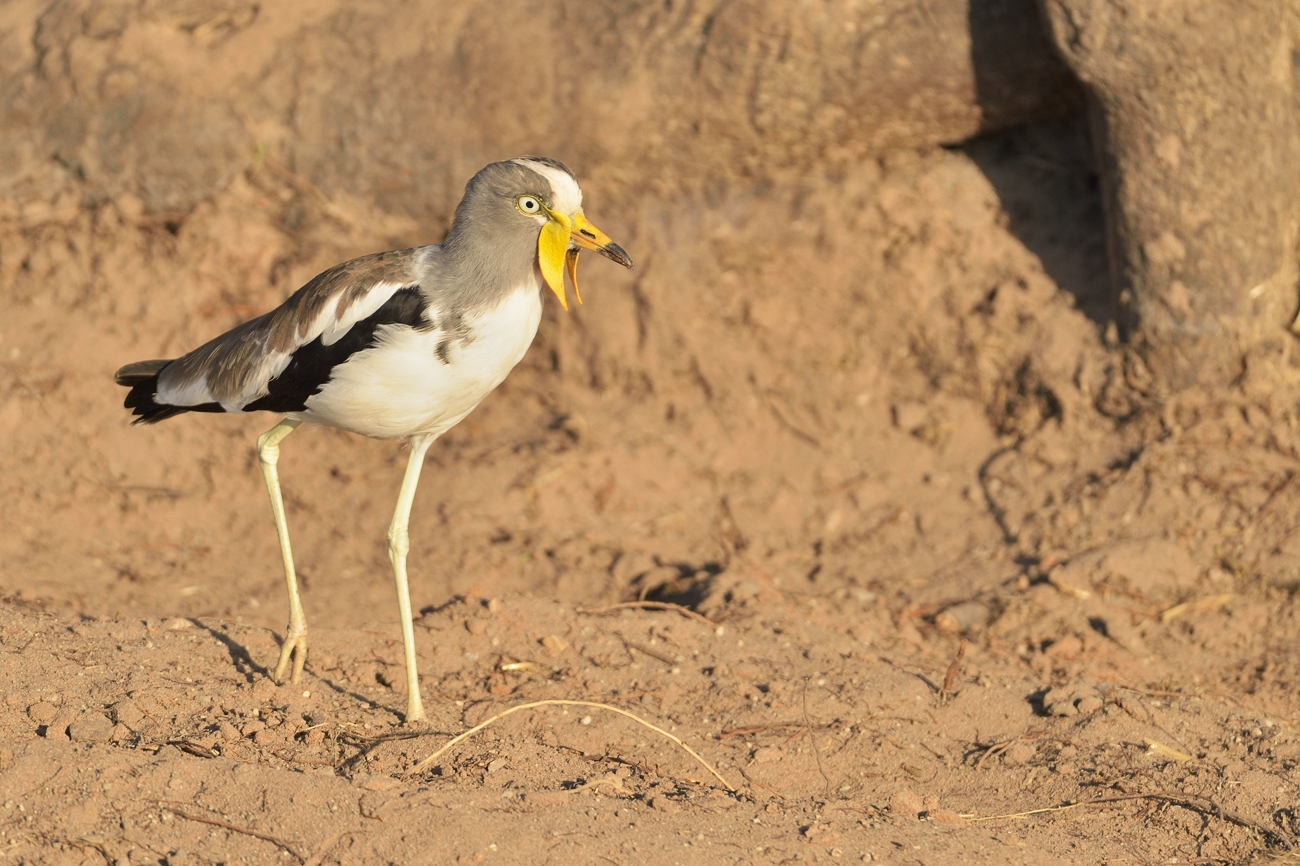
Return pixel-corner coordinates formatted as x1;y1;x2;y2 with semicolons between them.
273;629;309;684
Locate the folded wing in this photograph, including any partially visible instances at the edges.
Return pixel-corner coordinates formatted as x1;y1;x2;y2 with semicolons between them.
117;247;429;424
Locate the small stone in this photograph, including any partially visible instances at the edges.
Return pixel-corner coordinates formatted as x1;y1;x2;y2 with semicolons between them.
252;727;281;747
752;746;783;764
650;796;680;814
486;757;508;773
889;789;925;817
1076;696;1103;714
1043;687;1080;716
1045;634;1084;660
27;702;57;724
1003;741;1036;766
218;721;241;741
44;708;78;739
240;720;266;737
933;601;991;635
111;701;144;727
1043;683;1102;717
68;713;114;743
540;635;569;656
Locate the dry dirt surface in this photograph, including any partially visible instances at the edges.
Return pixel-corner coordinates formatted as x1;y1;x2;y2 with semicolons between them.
6;5;1300;866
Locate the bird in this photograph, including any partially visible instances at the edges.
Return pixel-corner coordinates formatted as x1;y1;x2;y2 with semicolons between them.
114;157;633;723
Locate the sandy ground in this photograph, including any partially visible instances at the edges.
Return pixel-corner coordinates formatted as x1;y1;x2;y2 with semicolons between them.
5;45;1300;863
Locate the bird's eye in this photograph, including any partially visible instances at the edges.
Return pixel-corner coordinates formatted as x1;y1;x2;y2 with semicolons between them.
517;195;542;215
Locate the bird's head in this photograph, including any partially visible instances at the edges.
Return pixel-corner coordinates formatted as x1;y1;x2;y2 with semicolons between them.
506;157;634;310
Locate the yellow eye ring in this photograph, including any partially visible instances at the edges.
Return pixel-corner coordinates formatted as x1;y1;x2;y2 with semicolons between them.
517;195;543;216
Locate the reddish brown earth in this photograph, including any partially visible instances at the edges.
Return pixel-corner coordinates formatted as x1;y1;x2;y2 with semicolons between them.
5;8;1300;864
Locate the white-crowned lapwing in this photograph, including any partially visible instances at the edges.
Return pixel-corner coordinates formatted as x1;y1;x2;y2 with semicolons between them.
115;157;632;722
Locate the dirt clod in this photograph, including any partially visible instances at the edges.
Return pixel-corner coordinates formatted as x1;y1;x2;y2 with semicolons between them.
890;789;926;817
67;713;114;743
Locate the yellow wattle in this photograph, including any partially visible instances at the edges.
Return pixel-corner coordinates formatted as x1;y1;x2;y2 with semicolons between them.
538;220;572;310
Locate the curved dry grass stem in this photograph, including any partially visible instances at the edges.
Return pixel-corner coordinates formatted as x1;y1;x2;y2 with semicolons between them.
406;699;734;790
576;601;718;628
965;792;1294;849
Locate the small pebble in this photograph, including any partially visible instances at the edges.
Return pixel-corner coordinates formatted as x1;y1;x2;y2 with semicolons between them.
68;713;114;743
889;789;925;817
26;703;57;725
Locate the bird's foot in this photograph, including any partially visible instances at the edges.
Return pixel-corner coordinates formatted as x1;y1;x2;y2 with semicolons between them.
273;623;308;684
404;696;427;725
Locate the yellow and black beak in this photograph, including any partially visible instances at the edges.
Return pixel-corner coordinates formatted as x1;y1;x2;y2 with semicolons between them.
537;208;633;310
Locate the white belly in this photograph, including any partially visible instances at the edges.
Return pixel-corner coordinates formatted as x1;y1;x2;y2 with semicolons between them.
294;287;543;439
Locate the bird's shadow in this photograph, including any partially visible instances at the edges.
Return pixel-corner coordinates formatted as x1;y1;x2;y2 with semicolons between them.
191;619;394;717
192;620;269;683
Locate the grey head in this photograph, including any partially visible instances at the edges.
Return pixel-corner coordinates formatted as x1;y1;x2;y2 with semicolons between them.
429;157;632;310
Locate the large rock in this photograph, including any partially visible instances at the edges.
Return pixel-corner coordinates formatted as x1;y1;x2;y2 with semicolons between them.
1;0;1079;218
1038;0;1300;389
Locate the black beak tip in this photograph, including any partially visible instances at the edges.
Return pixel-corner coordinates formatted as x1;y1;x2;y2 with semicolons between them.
601;242;634;269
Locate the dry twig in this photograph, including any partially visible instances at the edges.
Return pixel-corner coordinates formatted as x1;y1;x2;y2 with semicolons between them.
802;679;832;799
622;639;677;666
939;639;967;702
576;601;717;628
407;699;734;790
157;802;302;860
967;791;1294;849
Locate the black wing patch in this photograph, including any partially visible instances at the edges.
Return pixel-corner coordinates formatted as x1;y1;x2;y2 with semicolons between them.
243;285;429;414
120;364;225;424
120;286;430;423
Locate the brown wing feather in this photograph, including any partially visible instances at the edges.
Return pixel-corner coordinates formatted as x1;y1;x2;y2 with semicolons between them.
114;359;171;386
157;248;422;408
115;247;423;416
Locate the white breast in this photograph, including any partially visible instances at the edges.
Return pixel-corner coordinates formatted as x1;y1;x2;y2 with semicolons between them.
294;286;544;439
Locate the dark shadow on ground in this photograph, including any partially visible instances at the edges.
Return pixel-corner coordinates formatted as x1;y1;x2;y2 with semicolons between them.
192;619;270;682
967;0;1112;328
192;619;390;716
962;116;1113;328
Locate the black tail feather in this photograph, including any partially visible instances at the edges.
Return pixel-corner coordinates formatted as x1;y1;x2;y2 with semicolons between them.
115;358;221;425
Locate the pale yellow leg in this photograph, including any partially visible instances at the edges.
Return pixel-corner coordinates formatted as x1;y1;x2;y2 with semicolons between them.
387;434;434;723
256;417;307;684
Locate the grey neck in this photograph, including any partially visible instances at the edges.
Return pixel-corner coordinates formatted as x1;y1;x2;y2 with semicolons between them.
426;212;540;313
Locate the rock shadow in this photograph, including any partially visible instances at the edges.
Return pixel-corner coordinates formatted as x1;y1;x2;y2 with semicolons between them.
968;0;1112;328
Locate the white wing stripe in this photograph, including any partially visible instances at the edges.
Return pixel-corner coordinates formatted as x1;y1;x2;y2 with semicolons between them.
316;280;409;347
